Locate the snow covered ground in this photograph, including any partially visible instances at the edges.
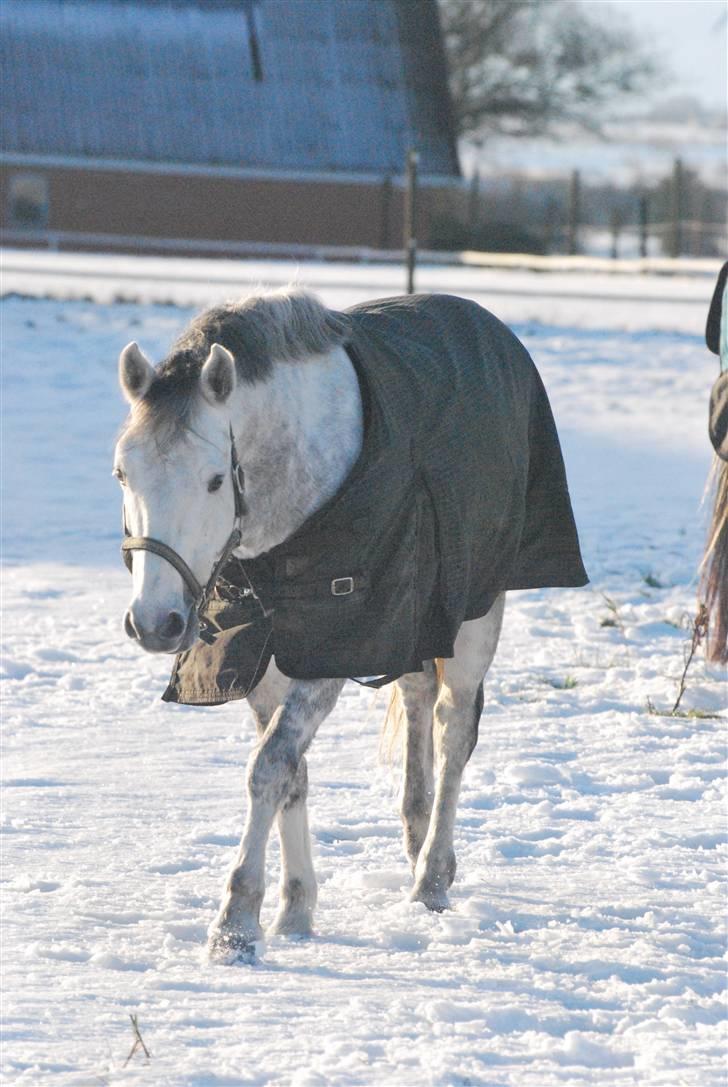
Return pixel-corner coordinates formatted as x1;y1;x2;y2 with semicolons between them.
1;253;726;1086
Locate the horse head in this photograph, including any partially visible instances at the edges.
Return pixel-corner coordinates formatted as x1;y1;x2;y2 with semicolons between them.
114;339;241;654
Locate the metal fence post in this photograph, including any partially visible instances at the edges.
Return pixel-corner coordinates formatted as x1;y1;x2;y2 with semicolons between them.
543;195;558;254
404;149;419;294
638;193;649;258
567;169;581;256
670;157;683;258
468;168;480;240
380;174;393;250
610;208;623;260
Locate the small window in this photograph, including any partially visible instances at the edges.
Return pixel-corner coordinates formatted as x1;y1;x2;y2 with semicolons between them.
9;173;49;230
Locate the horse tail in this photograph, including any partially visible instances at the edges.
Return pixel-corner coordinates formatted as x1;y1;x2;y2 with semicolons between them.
700;457;728;664
380;685;405;764
380;659;446;764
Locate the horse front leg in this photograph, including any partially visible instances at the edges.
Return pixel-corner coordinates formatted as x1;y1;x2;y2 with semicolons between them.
244;662;318;937
208;676;344;962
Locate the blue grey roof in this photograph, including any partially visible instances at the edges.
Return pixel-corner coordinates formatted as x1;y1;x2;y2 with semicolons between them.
0;0;460;177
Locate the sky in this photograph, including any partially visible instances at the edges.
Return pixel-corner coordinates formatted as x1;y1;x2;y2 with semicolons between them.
598;0;727;110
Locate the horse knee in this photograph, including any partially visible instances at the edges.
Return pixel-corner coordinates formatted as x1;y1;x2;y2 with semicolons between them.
248;733;299;806
280;876;311;910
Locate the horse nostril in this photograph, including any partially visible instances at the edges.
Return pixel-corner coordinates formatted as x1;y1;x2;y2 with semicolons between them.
124;610;138;640
161;611;185;641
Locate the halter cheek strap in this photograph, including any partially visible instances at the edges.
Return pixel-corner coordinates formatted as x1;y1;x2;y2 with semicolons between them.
121;427;247;615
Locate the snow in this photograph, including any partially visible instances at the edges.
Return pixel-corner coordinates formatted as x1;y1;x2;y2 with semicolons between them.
1;252;726;1086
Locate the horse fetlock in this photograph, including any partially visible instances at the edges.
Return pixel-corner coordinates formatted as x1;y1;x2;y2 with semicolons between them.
411;846;457;911
283;875;316;907
227;865;264;904
402;816;429;871
216;868;264;923
269;877;316;937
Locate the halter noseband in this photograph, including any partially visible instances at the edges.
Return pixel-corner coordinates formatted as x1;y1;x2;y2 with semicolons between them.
121;427;248;616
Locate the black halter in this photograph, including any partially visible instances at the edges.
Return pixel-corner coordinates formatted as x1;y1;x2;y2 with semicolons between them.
121;427;248;617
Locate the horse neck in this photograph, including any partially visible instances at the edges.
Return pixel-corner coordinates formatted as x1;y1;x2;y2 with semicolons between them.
231;344;364;557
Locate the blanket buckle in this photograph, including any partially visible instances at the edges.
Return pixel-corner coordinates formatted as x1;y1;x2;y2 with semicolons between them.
331;576;354;596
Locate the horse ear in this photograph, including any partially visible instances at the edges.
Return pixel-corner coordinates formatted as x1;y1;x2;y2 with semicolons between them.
200;343;236;405
119;342;154;403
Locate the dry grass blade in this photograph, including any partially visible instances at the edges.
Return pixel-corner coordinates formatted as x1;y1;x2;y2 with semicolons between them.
670;605;709;716
599;592;625;632
123;1014;151;1068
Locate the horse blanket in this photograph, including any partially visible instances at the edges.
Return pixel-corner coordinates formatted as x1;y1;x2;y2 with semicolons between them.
163;294;588;704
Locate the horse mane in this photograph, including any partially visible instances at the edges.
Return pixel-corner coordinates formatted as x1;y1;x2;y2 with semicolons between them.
126;287;351;441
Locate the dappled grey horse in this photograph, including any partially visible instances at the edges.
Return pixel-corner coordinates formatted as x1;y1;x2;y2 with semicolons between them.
115;288;586;961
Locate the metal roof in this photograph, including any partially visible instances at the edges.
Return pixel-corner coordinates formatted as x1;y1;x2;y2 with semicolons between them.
0;0;460;177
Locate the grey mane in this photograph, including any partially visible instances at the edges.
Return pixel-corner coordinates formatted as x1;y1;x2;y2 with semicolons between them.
127;288;351;440
167;288;351;385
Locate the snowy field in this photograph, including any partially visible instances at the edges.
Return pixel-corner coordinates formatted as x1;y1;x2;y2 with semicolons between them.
1;253;726;1086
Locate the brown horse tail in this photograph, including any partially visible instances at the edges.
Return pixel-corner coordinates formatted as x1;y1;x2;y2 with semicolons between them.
700;457;728;664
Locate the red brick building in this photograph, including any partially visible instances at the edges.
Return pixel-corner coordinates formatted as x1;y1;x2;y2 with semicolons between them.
1;0;462;256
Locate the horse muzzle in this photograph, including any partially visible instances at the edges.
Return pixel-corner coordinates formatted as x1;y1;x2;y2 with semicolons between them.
124;603;198;654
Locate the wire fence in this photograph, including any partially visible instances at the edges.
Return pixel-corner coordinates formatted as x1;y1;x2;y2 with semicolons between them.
448;159;727;260
546;220;728;261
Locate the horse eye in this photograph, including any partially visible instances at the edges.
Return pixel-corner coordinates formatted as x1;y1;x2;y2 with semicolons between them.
208;474;224;493
113;467;126;485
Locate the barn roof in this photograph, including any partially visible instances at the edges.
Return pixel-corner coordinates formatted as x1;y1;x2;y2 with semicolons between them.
0;0;460;178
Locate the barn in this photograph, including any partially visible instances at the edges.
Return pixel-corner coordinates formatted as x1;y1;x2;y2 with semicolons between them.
0;0;462;255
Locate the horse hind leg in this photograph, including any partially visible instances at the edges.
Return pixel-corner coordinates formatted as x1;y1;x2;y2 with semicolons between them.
412;595;505;912
392;663;438;871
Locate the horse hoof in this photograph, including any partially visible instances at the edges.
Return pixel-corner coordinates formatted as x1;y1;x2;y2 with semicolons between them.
207;929;264;965
410;884;450;913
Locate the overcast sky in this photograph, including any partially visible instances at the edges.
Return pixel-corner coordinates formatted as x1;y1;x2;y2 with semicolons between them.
597;0;726;109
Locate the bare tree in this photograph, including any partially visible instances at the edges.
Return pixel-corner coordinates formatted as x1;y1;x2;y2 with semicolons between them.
439;0;657;140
